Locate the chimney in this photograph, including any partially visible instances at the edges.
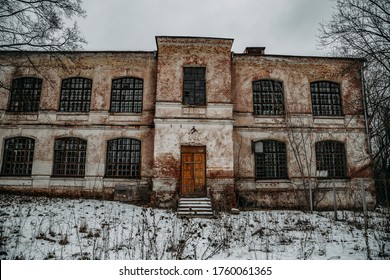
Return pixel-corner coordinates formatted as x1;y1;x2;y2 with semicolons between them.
244;47;266;55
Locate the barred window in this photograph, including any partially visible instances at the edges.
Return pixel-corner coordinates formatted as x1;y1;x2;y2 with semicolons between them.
183;67;206;105
106;138;141;178
315;141;347;179
1;137;35;176
110;77;143;113
311;81;342;116
253;80;284;115
8;77;42;112
254;140;288;179
53;138;87;177
59;78;92;112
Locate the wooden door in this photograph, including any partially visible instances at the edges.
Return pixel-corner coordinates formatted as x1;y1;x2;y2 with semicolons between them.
181;146;206;196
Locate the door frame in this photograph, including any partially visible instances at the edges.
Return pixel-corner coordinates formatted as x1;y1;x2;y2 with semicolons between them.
180;145;206;197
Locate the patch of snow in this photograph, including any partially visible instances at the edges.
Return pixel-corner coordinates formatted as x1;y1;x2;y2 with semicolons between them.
0;194;389;260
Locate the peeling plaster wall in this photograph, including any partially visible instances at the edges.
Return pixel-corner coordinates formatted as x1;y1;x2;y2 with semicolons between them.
152;37;235;207
0;38;375;210
0;52;156;198
232;55;374;210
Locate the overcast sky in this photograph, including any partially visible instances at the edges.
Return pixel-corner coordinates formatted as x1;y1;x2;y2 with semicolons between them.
78;0;335;56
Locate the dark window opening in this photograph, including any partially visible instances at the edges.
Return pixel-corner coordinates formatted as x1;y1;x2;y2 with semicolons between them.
59;78;92;112
1;137;35;176
254;140;288;179
253;80;284;115
53;137;87;177
106;138;141;178
311;81;342;116
110;77;143;113
183;67;206;105
8;77;42;112
315;141;347;179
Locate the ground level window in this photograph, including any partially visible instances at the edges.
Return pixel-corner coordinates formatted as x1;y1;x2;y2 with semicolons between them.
315;140;347;178
106;138;141;178
254;140;287;179
1;137;35;176
53;137;87;177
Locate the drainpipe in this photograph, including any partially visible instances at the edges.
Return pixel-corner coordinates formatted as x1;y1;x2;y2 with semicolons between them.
361;61;372;155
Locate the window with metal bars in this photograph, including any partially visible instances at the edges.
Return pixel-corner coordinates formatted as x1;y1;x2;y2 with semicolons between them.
110;77;143;113
59;78;92;112
254;140;288;179
106;138;141;178
1;137;35;176
7;77;42;112
311;81;342;116
53;137;87;177
253;80;284;115
183;67;206;105
315;141;347;179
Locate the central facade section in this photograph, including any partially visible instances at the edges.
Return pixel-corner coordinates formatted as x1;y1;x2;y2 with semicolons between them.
153;36;235;206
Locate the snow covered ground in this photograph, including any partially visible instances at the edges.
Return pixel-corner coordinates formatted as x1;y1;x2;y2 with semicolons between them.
0;194;389;260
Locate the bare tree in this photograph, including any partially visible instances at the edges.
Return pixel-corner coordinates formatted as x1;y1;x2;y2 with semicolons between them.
0;0;86;51
0;0;86;91
319;0;390;203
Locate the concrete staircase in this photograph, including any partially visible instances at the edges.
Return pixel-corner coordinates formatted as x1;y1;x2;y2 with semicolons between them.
177;197;215;218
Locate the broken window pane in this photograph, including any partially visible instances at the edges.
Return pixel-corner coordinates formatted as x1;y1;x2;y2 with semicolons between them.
315;140;347;178
254;140;287;179
53;138;87;177
60;77;92;112
106;138;141;178
8;78;42;112
1;137;35;176
252;80;284;115
110;77;143;113
183;67;206;105
311;81;342;116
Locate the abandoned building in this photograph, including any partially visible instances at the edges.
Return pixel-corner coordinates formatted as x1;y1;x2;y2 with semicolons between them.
0;36;375;212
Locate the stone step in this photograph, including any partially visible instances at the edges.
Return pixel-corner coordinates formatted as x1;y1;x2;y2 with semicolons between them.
177;197;215;218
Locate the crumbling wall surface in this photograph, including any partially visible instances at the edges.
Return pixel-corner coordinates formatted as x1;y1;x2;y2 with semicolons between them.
0;51;157;200
232;54;373;209
0;51;157;124
155;36;233;105
152;37;235;206
233;55;364;117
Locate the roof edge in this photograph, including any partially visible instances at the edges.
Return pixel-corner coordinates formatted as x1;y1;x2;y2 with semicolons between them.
234;52;366;62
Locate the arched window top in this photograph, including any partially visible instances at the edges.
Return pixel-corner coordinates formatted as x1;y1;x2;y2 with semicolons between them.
1;137;35;176
62;77;92;84
310;81;342;116
60;77;92;112
252;80;284;115
107;138;141;146
253;79;283;86
55;136;87;147
310;80;340;88
8;77;42;112
110;77;143;113
112;76;143;83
